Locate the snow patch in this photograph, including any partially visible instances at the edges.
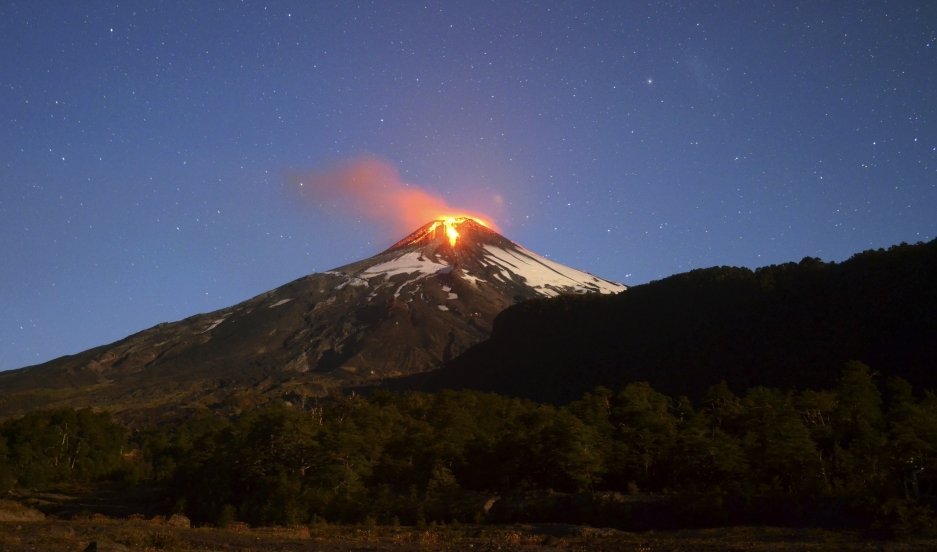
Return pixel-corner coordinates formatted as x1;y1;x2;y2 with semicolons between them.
335;277;369;290
359;251;449;278
200;315;229;334
394;275;425;298
447;292;458;300
437;305;449;311
268;298;293;308
482;245;626;297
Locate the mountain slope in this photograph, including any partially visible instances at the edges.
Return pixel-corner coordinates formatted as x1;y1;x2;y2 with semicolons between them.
0;218;624;420
391;240;937;403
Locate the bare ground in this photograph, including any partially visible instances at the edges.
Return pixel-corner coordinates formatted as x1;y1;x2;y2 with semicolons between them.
1;518;936;552
2;495;935;551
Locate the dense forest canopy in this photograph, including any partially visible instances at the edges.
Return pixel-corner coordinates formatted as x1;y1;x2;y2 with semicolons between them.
3;363;937;536
401;240;937;402
1;241;935;536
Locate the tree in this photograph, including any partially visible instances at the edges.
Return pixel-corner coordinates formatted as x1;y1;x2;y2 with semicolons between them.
607;382;677;491
885;378;937;500
831;361;886;491
669;408;746;493
0;409;127;488
796;388;837;493
542;409;605;492
701;381;743;437
741;387;822;494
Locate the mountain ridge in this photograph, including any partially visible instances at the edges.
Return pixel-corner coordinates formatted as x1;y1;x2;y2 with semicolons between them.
387;239;937;403
0;218;624;421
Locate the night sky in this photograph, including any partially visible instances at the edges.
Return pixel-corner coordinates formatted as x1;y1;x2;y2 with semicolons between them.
2;2;935;371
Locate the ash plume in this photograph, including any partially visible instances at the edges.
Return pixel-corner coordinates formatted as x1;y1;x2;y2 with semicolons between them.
289;156;487;235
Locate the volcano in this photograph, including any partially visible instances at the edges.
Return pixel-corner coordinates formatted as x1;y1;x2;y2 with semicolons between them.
0;218;625;420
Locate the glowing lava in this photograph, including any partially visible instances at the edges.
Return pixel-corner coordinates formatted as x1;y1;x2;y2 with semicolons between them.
428;216;489;247
385;215;495;252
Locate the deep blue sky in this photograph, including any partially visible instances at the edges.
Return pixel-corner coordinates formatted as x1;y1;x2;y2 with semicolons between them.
2;1;935;371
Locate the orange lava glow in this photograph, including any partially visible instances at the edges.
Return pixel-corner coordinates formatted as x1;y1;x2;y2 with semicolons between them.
426;216;490;247
442;220;460;247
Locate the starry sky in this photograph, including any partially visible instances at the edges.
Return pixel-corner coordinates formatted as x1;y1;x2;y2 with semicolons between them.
2;1;936;371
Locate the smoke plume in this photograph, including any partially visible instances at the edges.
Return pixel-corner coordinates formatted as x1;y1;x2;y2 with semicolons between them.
290;157;493;235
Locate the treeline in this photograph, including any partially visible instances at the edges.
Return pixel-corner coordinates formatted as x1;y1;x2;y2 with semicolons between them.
2;362;937;535
404;240;937;403
0;408;128;490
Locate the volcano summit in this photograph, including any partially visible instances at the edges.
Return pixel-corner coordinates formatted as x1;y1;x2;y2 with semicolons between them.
0;218;625;419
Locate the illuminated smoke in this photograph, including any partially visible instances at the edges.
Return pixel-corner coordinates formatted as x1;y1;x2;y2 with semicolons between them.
289;156;494;234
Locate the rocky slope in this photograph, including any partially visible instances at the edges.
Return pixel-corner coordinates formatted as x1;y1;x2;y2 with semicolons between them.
0;218;624;420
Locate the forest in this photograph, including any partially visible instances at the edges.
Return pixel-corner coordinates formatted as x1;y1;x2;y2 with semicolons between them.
1;361;936;537
404;240;937;403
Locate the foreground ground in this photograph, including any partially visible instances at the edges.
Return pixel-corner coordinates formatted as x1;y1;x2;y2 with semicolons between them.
2;517;937;552
2;496;936;551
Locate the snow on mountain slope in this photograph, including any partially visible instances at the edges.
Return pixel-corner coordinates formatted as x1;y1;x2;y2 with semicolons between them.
359;250;450;278
481;244;623;297
331;218;625;299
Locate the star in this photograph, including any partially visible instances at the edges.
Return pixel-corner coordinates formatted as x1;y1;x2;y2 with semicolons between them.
1;1;934;372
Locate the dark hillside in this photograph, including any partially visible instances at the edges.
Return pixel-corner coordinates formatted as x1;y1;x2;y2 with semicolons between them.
393;240;937;402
